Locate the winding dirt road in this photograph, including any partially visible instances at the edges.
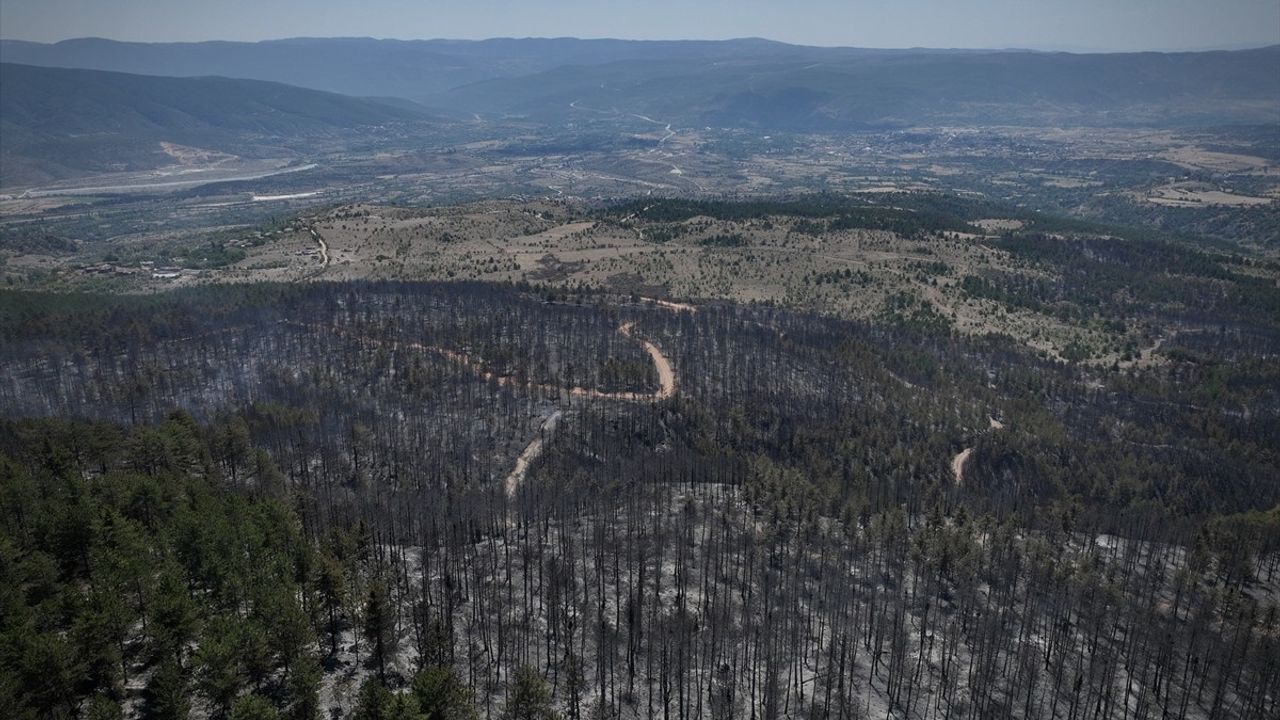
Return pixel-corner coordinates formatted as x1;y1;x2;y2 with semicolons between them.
504;411;562;498
952;416;1006;486
159;304;684;504
309;226;330;268
618;321;677;401
301;308;684;498
319;320;676;403
499;311;681;497
951;448;974;486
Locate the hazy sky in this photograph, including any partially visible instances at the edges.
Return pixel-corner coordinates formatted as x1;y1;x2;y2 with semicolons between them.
2;0;1278;51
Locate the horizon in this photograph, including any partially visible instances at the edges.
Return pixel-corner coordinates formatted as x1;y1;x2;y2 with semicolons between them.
2;33;1278;56
2;0;1278;54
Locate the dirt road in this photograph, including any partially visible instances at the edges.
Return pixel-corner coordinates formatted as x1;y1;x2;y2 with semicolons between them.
639;297;697;314
504;411;562;498
499;319;676;500
297;307;683;499
309;226;330;268
319;320;675;403
952;416;1007;486
618;322;677;400
951;448;973;486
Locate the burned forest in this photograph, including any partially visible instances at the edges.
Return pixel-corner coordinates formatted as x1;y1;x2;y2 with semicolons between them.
0;280;1275;720
4;6;1280;715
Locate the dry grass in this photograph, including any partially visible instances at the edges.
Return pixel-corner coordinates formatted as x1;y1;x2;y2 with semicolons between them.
1158;146;1275;175
182;201;1133;361
1145;182;1273;208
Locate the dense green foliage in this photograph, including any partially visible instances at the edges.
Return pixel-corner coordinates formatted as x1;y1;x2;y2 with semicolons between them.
0;414;482;719
0;413;314;718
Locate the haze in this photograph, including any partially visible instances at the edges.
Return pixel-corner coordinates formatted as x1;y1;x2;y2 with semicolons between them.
3;0;1278;51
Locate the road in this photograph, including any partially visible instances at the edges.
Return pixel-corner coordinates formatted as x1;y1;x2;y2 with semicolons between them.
291;302;685;500
951;448;973;486
317;320;675;402
164;310;683;504
501;319;678;501
639;297;697;314
311;227;330;268
618;322;677;400
571;101;677;147
504;411;563;498
952;416;1007;486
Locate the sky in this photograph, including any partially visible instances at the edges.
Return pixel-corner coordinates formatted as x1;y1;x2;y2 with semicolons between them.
2;0;1278;52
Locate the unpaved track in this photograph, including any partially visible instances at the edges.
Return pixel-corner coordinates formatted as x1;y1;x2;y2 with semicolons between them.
309;226;330;268
952;416;1007;486
298;310;683;497
619;321;677;400
500;313;681;499
951;448;974;486
504;411;562;498
501;321;676;501
159;312;680;501
288;301;680;499
640;297;697;314
319;321;676;402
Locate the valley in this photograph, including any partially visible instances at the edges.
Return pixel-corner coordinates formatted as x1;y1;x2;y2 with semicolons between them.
1;31;1277;720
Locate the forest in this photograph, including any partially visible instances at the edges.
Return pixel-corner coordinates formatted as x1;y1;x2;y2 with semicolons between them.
1;279;1277;719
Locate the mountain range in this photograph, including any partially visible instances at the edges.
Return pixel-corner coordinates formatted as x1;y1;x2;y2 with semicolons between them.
0;62;425;186
5;37;1277;127
439;44;1280;129
2;37;1277;187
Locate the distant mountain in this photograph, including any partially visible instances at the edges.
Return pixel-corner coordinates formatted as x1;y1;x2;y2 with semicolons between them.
0;36;821;101
0;63;427;186
3;37;1276;130
440;45;1280;130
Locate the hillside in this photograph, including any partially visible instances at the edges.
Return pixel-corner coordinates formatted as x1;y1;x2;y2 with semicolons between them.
0;63;428;186
1;280;1277;718
441;45;1280;129
2;35;1279;720
4;37;1277;128
0;36;808;99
